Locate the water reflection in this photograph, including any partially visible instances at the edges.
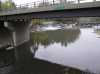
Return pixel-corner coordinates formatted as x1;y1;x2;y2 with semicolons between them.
94;29;100;38
31;29;80;47
30;27;100;73
0;49;15;74
30;29;80;58
0;24;99;74
0;42;85;74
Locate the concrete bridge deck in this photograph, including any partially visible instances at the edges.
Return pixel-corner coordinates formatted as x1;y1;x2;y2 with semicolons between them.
0;1;100;47
0;1;100;16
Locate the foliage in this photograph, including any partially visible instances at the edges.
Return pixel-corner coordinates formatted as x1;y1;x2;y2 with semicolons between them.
32;18;78;25
54;19;67;24
31;29;80;47
32;19;44;25
32;19;54;25
95;17;100;22
1;0;16;10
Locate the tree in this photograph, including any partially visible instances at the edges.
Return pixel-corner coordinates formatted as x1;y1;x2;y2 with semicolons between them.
1;0;16;10
32;19;44;25
0;0;2;10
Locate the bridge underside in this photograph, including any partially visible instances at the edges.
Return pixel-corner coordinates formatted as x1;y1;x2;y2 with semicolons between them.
0;7;100;47
0;7;100;21
0;21;30;47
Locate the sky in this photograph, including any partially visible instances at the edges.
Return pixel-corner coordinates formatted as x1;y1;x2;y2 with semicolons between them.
2;0;100;5
13;0;53;5
13;0;41;4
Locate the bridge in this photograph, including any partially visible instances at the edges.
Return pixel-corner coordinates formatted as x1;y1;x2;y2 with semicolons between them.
0;1;100;20
0;0;100;47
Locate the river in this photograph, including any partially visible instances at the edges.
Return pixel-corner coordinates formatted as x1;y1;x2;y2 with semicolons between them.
0;24;100;74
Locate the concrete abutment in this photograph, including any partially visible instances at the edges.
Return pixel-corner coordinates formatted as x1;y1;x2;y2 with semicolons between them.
0;21;31;47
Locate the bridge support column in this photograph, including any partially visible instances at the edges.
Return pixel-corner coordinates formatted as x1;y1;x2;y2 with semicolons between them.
4;21;31;46
0;21;13;47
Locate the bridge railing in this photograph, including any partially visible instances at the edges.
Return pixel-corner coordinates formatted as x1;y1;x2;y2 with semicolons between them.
14;0;100;9
0;0;100;12
15;0;77;9
0;0;74;11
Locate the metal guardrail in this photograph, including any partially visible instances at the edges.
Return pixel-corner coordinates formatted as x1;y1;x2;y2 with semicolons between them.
0;0;100;16
0;0;99;11
16;0;75;8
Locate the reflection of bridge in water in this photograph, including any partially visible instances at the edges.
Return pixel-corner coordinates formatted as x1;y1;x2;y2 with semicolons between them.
0;42;92;74
0;0;100;74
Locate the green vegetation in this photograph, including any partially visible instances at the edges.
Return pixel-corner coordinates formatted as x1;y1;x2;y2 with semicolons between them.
32;19;44;25
54;19;67;24
31;29;80;47
95;17;100;22
0;0;16;10
32;19;55;25
32;18;77;25
95;29;100;35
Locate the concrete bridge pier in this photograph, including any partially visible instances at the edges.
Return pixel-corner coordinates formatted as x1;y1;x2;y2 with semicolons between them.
0;21;13;48
4;21;31;47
